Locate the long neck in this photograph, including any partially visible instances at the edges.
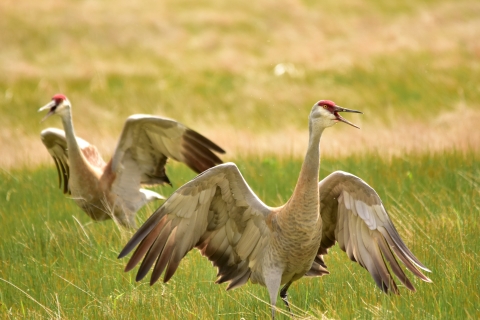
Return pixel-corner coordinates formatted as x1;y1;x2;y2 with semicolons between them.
60;110;85;168
291;123;323;202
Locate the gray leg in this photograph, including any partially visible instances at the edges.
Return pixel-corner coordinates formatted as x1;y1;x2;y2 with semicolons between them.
265;269;283;319
280;281;293;317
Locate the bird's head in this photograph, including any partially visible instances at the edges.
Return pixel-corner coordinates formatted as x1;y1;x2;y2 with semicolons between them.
310;100;362;130
38;94;71;121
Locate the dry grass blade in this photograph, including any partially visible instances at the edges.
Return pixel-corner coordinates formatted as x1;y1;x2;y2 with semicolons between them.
0;278;56;318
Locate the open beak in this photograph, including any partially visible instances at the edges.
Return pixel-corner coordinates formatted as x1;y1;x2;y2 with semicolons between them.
38;101;56;122
333;105;362;129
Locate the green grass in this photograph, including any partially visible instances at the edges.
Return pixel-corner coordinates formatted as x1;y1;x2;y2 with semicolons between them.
1;152;479;319
0;0;479;318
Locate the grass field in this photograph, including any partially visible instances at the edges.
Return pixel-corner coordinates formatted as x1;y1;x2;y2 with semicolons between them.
1;0;479;318
1;153;479;319
1;0;479;168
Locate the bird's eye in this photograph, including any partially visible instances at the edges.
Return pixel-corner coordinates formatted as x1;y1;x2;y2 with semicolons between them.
323;105;328;109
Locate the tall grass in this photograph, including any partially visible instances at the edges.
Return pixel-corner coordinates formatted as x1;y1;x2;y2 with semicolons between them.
0;0;479;318
1;152;478;319
1;0;480;168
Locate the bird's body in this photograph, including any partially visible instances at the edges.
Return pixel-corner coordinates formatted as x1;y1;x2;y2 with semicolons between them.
249;132;324;294
39;94;225;227
119;100;431;318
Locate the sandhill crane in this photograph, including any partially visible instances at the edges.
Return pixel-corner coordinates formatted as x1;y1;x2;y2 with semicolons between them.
39;94;225;228
118;100;431;318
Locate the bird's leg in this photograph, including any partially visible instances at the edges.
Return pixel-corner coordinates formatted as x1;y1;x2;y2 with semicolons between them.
280;281;293;317
264;269;283;319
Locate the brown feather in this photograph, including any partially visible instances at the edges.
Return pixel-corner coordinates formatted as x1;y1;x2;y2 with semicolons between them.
136;221;173;282
374;233;414;291
362;228;398;294
213;246;236;276
52;157;63;192
380;229;432;283
182;143;219;173
226;269;251;290
215;263;243;284
203;228;227;258
125;217;168;272
305;261;329;277
119;210;167;258
184;129;226;154
57;157;70;194
146;227;176;285
207;236;230;262
383;223;430;271
167;244;191;281
150;229;176;285
223;261;250;289
183;135;223;165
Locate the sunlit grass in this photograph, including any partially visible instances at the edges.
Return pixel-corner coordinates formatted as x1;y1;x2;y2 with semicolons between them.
1;152;478;318
0;0;479;318
1;0;479;168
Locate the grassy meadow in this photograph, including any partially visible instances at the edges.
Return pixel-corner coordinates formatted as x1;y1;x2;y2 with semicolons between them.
1;154;479;319
1;0;479;319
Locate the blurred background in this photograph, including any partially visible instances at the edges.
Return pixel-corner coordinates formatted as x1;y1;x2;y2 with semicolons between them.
1;1;479;318
0;0;479;169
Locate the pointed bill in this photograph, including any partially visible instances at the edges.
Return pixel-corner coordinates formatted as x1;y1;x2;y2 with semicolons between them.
333;106;362;129
38;101;56;122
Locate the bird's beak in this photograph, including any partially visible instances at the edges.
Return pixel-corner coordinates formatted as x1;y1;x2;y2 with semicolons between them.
333;105;362;129
38;101;56;122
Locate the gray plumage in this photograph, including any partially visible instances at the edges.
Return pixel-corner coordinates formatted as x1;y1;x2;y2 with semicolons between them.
119;100;431;318
39;94;225;228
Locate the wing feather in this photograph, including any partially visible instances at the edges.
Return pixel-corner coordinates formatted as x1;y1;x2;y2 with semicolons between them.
109;115;225;209
379;227;432;282
119;163;272;288
152;227;178;284
207;232;230;262
184;129;225;154
111;115;224;178
40;128;105;194
226;262;252;290
204;228;228;257
307;170;431;294
136;220;174;281
373;232;412;291
335;197;347;251
125;216;169;272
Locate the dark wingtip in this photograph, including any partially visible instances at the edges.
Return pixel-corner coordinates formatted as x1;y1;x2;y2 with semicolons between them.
136;270;149;282
118;247;130;260
124;255;140;272
164;175;172;187
185;129;226;154
118;208;168;261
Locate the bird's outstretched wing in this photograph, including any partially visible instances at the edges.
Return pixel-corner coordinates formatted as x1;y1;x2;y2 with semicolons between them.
40;128;106;194
118;163;272;290
112;115;225;179
309;171;431;293
109;115;225;200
